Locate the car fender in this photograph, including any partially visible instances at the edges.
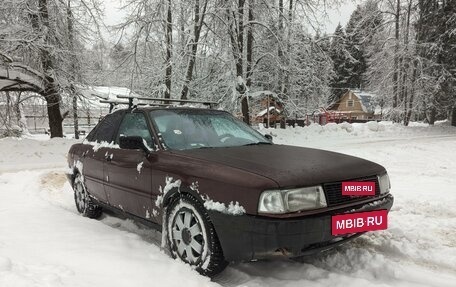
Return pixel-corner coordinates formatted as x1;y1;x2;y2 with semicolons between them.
162;184;205;208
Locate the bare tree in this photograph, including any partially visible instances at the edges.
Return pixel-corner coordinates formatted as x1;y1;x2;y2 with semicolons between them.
180;0;209;100
164;0;173;101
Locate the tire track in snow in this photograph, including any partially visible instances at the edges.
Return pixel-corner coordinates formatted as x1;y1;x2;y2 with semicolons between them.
0;170;217;287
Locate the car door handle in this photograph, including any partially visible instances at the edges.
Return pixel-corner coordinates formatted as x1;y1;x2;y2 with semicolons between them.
105;154;112;162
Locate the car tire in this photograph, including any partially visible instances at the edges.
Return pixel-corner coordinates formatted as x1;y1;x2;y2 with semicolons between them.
166;194;227;277
73;173;102;219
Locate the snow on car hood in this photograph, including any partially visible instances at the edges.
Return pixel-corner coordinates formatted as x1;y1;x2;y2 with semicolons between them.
173;144;386;188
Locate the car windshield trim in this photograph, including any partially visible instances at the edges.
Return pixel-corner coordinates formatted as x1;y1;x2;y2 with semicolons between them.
149;109;269;150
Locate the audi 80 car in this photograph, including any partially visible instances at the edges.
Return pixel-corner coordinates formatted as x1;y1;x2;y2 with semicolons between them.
66;104;394;276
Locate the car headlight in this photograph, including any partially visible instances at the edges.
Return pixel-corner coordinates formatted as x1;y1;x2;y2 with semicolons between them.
258;186;327;214
378;173;391;194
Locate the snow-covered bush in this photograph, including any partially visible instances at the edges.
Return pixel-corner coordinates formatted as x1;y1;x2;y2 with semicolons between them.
1;126;22;138
367;121;385;132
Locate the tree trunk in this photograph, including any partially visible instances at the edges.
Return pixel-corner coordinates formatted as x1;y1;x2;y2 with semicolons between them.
245;0;254;87
227;13;243;77
451;105;456;127
392;0;400;113
68;0;78;139
401;0;413;126
5;91;11;128
405;59;417;126
283;0;293;96
402;73;408;124
180;0;208;100
45;91;63;137
38;0;63;137
277;0;284;94
428;106;436;125
226;0;250;124
73;93;79;139
237;0;245;75
164;0;173;101
179;5;185;54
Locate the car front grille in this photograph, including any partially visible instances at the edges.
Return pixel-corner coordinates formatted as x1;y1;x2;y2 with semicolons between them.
323;175;380;206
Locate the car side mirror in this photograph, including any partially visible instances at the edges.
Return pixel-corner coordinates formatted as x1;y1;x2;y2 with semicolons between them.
264;134;273;142
119;136;150;154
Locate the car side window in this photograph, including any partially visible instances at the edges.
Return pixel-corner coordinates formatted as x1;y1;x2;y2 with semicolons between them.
85;127;97;142
116;112;154;148
92;111;124;143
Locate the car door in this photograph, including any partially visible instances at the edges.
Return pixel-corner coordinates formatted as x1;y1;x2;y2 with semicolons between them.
81;111;124;203
104;111;156;219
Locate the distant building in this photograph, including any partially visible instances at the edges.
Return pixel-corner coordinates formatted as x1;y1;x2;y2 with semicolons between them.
327;89;381;121
255;106;283;124
249;91;285;125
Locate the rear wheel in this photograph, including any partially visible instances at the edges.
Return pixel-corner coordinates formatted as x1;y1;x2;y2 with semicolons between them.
73;173;102;219
166;194;227;277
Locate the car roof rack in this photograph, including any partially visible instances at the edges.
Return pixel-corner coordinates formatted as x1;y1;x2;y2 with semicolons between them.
116;95;218;109
100;96;218;113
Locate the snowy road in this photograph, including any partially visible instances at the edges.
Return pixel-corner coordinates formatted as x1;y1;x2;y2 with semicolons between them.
0;123;455;286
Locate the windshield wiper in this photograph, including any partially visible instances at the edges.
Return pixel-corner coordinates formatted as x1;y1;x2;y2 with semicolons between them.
196;146;214;149
242;142;272;146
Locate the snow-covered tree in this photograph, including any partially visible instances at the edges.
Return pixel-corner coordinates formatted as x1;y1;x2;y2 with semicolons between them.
364;0;456;126
416;0;456;125
328;23;352;103
0;0;104;137
345;1;382;90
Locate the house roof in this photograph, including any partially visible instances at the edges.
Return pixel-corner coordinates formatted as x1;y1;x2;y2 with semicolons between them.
328;89;377;114
352;90;375;113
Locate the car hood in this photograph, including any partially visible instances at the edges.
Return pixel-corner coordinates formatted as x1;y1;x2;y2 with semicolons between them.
172;144;386;188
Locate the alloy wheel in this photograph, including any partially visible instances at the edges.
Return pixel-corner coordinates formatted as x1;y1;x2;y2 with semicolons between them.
171;209;205;264
74;176;88;213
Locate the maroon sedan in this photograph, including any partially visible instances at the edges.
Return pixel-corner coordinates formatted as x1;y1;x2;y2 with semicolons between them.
67;107;393;276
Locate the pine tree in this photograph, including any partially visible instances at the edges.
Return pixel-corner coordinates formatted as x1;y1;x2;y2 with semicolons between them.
329;24;351;103
345;5;364;89
345;1;382;89
416;0;456;125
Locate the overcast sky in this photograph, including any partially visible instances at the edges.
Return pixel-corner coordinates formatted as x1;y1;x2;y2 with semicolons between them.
102;0;361;37
324;1;362;33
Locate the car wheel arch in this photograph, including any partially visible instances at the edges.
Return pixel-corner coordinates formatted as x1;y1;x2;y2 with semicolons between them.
162;185;205;209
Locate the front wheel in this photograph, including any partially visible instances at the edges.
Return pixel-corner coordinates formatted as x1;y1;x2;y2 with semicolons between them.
73;173;102;219
166;194;227;277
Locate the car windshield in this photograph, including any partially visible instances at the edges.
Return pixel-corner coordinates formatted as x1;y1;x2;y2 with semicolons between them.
150;109;270;150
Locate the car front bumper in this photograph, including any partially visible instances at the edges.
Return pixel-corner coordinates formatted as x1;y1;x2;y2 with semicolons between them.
209;194;394;262
65;172;74;187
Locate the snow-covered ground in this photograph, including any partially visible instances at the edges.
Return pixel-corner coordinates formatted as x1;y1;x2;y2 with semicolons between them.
0;122;455;286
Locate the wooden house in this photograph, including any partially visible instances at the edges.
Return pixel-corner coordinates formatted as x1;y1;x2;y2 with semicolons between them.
250;91;285;125
327;90;380;121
